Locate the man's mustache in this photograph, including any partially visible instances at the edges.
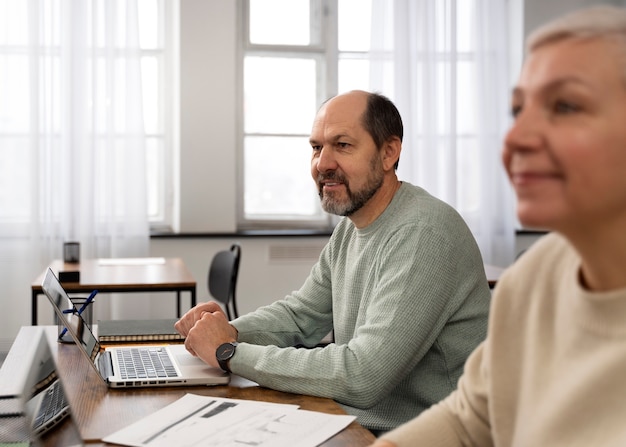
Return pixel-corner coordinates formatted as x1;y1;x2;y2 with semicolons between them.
317;172;347;184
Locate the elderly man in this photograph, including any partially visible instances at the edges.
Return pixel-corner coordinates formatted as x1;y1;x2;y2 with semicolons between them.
176;90;490;433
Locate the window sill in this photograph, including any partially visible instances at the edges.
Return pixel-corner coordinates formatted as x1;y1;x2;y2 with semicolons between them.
150;229;333;239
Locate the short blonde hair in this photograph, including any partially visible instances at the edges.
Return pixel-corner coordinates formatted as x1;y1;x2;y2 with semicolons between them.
527;5;626;52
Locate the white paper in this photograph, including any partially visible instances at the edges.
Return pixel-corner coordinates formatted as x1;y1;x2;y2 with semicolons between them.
103;393;355;447
98;258;166;266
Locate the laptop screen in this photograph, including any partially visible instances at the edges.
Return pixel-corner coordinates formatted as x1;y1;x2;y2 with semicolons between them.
0;328;83;446
42;268;100;364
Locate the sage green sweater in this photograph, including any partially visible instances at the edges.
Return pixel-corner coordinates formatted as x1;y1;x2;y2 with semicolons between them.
231;182;490;431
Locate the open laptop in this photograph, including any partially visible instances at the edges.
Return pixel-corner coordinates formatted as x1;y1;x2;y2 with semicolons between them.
0;327;83;446
42;268;230;388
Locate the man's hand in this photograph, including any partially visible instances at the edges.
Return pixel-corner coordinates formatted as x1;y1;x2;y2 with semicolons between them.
175;301;226;337
175;302;238;368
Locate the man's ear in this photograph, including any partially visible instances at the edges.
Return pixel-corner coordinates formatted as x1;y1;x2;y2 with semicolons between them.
382;136;401;171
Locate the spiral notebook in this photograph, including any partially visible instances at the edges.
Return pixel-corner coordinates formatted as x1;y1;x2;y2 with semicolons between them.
97;318;184;343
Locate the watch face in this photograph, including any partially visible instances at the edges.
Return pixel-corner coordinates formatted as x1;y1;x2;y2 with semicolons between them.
216;342;236;360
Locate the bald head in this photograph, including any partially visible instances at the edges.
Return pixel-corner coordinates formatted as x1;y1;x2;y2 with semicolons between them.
315;90;403;169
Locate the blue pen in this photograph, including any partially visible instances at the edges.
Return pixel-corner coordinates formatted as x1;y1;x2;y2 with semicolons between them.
59;289;98;340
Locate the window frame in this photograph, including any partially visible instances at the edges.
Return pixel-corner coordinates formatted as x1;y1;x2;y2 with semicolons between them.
237;0;338;231
148;0;178;232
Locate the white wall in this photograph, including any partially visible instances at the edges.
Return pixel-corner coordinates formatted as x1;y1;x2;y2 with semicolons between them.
149;237;327;316
178;0;237;233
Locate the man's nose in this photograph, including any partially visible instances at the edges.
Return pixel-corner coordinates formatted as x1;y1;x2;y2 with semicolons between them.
316;147;337;172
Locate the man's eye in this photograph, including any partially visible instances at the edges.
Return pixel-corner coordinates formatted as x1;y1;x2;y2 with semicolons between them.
311;145;322;151
510;104;522;118
337;142;350;148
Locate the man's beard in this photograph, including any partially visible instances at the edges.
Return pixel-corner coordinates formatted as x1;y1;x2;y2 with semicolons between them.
317;156;384;216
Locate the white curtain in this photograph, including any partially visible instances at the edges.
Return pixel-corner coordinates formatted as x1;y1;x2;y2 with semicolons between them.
368;0;516;266
0;0;150;332
33;0;149;257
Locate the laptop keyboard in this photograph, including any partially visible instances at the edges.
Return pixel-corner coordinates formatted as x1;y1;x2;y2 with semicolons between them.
116;347;179;379
33;381;69;431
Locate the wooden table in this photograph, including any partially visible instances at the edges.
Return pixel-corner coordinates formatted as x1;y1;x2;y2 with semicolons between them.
5;326;376;446
31;258;197;325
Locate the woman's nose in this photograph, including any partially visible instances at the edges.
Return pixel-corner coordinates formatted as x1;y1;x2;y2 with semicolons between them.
504;107;544;153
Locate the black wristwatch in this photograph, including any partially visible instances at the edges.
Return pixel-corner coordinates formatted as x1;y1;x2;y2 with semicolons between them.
216;342;238;373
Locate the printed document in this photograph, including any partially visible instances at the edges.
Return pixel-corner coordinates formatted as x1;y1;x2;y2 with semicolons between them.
102;393;356;447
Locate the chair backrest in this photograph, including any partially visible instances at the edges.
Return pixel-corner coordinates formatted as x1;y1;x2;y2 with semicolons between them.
208;243;241;320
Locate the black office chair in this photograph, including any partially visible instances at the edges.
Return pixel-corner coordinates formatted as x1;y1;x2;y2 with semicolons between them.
208;243;241;320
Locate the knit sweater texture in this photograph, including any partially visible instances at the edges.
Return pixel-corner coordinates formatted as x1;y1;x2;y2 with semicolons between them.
231;182;491;431
381;232;626;445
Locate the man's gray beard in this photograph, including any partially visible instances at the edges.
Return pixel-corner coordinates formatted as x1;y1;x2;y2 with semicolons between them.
319;166;384;216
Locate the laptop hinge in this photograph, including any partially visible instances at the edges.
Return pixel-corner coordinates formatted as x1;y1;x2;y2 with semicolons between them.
97;351;114;380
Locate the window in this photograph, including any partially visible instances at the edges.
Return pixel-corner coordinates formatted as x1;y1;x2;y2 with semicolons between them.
239;0;385;230
240;0;348;229
140;0;177;229
142;0;177;228
0;0;176;233
240;0;324;229
240;0;515;268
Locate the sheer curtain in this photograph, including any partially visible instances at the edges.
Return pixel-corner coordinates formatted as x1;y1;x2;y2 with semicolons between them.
368;0;516;266
0;0;150;337
33;0;149;256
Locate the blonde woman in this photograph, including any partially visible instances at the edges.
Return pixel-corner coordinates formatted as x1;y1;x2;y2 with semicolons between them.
372;5;626;446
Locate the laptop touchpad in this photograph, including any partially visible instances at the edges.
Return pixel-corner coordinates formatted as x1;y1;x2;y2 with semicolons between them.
168;345;211;367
